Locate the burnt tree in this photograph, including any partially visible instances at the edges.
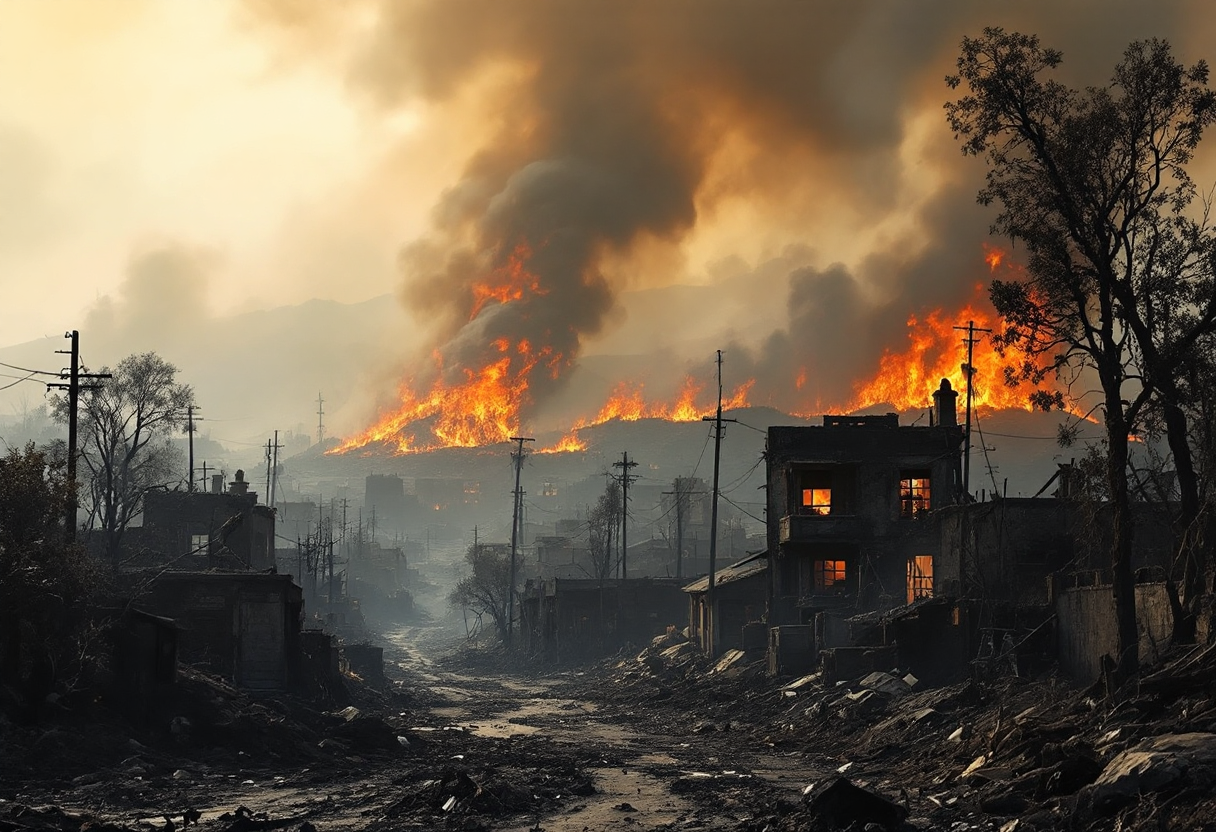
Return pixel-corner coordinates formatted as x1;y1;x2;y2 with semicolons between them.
948;30;1216;679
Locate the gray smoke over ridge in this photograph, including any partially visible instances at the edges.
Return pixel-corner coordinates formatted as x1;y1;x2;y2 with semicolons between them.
248;0;1206;426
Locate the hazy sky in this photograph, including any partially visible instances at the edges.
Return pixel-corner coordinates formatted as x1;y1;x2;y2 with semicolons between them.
5;1;1216;438
0;0;446;344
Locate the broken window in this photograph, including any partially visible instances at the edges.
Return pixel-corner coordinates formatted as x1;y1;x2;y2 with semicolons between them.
190;533;209;554
900;471;931;517
813;559;846;592
906;554;933;604
799;471;832;515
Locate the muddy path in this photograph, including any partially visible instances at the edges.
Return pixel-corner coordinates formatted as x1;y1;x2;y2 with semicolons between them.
1;623;824;831
381;624;825;831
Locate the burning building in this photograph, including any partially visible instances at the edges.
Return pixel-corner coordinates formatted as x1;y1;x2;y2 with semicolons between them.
765;379;964;628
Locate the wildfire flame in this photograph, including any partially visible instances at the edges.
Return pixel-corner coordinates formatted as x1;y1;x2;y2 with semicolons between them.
838;250;1059;415
335;243;1061;457
537;378;755;453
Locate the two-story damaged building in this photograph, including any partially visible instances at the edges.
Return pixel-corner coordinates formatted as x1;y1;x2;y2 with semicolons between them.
767;379;964;624
139;469;275;570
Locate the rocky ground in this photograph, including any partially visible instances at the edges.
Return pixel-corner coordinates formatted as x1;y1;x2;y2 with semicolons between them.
4;623;1216;831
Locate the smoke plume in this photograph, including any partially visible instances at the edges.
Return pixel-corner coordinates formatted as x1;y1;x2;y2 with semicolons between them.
249;0;1206;429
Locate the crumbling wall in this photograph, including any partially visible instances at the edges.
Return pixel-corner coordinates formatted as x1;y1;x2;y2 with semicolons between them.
1055;581;1173;684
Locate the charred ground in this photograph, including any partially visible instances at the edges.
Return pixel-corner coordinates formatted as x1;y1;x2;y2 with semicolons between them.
5;623;1216;832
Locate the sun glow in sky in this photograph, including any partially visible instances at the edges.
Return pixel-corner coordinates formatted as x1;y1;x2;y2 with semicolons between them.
0;0;442;343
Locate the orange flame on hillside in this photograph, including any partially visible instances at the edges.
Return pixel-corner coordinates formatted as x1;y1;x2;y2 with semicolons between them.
336;242;1059;457
840;250;1059;415
537;378;755;453
333;336;565;455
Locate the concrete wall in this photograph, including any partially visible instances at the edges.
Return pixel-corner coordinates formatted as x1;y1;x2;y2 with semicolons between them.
1055;581;1173;684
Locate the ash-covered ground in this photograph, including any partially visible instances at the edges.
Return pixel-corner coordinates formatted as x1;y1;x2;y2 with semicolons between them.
5;623;1216;832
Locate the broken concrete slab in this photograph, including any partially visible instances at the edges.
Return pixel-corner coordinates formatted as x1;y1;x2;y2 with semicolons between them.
858;671;913;699
1080;732;1216;813
802;776;909;830
710;649;749;675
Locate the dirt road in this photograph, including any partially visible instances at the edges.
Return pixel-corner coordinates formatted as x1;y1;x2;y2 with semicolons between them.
1;622;821;831
380;623;823;831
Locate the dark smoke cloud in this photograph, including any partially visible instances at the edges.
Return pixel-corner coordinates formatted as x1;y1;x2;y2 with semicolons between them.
249;0;1207;420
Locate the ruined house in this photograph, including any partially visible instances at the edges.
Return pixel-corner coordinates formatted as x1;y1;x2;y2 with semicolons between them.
519;577;687;662
683;552;768;654
765;379;965;628
138;572;303;690
136;469;275;570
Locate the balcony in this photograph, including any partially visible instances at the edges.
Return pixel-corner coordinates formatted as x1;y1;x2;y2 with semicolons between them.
779;513;864;543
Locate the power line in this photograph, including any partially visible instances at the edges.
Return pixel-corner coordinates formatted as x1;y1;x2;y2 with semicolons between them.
0;361;60;377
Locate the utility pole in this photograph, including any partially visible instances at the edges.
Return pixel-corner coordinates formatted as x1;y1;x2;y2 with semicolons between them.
341;498;348;562
612;451;639;580
662;478;705;579
270;430;282;508
265;439;273;506
199;460;211;493
953;320;991;502
184;405;203;492
48;330;109;543
316;392;325;446
701;350;736;659
507;435;534;647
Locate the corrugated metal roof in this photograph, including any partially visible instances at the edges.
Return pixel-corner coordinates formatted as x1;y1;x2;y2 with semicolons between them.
682;551;768;593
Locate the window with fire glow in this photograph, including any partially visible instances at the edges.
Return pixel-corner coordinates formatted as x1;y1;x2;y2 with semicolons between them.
900;472;931;517
906;555;934;604
800;471;832;515
813;559;846;592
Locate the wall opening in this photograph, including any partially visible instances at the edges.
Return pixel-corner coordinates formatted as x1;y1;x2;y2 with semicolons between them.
906;554;934;604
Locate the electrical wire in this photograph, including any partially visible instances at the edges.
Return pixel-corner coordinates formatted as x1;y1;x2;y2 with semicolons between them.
0;371;39;391
0;361;60;377
719;492;765;525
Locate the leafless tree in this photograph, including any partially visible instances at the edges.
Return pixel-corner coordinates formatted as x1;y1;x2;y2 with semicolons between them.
586;479;621;582
948;30;1216;679
54;352;194;567
449;542;511;643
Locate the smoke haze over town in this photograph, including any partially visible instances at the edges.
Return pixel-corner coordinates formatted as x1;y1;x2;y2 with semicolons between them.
2;1;1214;447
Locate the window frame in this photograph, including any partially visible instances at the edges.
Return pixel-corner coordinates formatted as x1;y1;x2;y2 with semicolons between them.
899;470;932;518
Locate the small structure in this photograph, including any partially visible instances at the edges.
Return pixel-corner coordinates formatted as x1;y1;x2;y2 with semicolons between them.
138;572;303;690
519;577;687;663
682;553;768;655
765;380;964;629
106;608;178;707
139;470;276;570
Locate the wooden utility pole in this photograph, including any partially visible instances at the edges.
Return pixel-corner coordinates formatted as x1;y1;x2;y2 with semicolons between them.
48;330;109;543
953;320;991;501
612;451;639;580
700;351;736;659
270;430;282;508
507;435;534;647
185;405;203;492
662;478;705;579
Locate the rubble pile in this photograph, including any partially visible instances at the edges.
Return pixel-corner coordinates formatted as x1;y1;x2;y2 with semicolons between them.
0;657;599;832
564;634;1216;831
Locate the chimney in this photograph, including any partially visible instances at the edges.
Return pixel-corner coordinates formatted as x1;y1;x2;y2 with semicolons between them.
211;473;224;494
933;378;958;427
229;469;249;495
